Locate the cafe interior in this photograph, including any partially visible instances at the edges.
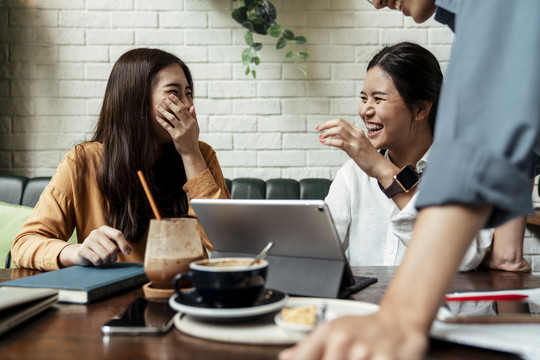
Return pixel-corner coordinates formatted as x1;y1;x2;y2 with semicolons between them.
1;1;539;359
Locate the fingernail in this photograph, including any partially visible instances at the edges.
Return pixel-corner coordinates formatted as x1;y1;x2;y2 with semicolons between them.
315;126;319;131
169;94;176;99
155;104;161;110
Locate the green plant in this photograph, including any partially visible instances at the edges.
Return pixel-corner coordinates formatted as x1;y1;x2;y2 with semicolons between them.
232;0;309;78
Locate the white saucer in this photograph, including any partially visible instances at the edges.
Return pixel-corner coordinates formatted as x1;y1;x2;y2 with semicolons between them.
169;289;288;321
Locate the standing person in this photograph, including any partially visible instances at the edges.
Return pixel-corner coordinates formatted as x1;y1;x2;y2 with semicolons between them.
280;0;539;359
322;41;493;271
12;48;230;271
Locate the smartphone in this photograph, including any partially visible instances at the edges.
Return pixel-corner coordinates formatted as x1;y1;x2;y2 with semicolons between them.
437;297;540;324
101;297;176;335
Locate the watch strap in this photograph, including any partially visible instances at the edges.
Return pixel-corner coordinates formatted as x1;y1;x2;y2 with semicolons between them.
382;179;406;198
382;165;419;198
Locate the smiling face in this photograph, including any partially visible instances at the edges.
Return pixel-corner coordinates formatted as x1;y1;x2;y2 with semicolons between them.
359;66;418;152
371;0;436;23
150;63;194;144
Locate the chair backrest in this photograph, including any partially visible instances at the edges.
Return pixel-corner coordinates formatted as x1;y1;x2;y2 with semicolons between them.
21;177;52;207
226;178;332;200
1;175;332;268
0;175;27;205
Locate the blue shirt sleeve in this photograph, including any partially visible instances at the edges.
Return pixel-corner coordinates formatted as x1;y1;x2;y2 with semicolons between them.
416;0;540;227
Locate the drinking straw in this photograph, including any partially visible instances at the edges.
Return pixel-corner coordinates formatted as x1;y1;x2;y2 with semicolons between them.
137;170;162;221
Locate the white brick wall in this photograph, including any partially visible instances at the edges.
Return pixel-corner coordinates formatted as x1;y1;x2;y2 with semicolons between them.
0;0;539;272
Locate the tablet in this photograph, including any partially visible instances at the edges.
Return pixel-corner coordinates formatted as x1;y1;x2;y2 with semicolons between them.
191;199;376;298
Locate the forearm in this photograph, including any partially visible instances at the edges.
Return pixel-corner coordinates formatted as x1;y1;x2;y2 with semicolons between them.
483;215;531;272
58;243;79;268
12;234;70;271
181;150;208;180
380;204;492;333
491;216;526;262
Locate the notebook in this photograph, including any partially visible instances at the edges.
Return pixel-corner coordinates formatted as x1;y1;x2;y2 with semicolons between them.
0;287;58;336
191;199;377;298
0;262;147;304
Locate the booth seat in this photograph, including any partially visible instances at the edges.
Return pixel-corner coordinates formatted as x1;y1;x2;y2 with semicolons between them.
0;175;332;268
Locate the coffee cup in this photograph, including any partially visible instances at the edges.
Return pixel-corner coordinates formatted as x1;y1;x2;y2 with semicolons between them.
172;257;268;308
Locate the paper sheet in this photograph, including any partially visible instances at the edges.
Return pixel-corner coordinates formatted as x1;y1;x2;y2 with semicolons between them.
430;288;540;359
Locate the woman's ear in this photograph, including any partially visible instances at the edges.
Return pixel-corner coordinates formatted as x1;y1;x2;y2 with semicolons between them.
414;101;433;122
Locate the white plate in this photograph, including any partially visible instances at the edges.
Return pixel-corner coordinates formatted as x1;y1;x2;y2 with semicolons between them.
169;289;288;320
173;297;380;345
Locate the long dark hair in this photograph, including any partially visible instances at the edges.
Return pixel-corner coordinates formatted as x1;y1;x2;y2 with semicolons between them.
79;48;194;242
367;42;442;133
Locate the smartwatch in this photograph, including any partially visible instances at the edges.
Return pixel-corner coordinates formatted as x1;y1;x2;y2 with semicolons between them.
382;165;419;198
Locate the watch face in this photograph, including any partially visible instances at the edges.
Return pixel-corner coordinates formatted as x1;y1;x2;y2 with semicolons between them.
396;165;419;190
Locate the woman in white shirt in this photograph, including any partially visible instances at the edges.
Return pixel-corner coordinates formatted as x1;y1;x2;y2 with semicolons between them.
319;42;529;272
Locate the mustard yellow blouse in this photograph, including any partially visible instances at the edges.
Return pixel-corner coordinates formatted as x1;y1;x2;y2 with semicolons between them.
12;141;230;271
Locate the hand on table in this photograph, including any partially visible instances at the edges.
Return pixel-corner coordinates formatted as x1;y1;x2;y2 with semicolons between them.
279;311;428;360
482;251;532;273
483;215;531;273
59;225;132;267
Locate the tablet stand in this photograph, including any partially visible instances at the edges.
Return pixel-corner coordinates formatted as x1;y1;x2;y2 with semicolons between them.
214;251;376;298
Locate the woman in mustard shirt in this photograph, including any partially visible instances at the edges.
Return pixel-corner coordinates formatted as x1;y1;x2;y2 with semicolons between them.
13;48;230;271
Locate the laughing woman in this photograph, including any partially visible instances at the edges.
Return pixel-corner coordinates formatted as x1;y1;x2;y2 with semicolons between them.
12;48;230;271
320;42;501;271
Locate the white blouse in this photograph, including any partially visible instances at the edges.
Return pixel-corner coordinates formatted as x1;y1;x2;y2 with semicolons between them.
325;151;493;271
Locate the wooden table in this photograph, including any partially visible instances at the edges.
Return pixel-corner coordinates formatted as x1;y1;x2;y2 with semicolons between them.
1;266;538;360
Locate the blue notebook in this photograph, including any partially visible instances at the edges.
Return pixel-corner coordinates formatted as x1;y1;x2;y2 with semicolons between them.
0;263;147;304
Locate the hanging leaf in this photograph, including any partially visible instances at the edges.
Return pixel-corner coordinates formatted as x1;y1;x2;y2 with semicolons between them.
241;20;255;33
242;48;253;65
283;29;295;40
252;22;269;35
294;36;307;45
244;31;254;46
244;0;259;9
267;23;282;37
257;1;277;25
233;0;309;78
231;6;248;25
248;12;264;25
298;51;309;60
276;37;287;50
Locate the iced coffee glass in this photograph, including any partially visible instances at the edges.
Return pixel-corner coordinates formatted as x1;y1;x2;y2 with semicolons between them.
143;218;204;298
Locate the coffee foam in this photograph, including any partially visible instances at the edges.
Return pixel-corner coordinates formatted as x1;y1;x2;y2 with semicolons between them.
192;257;267;272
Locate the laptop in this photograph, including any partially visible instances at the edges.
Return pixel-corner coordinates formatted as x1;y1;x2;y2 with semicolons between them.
191;199;376;298
0;287;58;336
